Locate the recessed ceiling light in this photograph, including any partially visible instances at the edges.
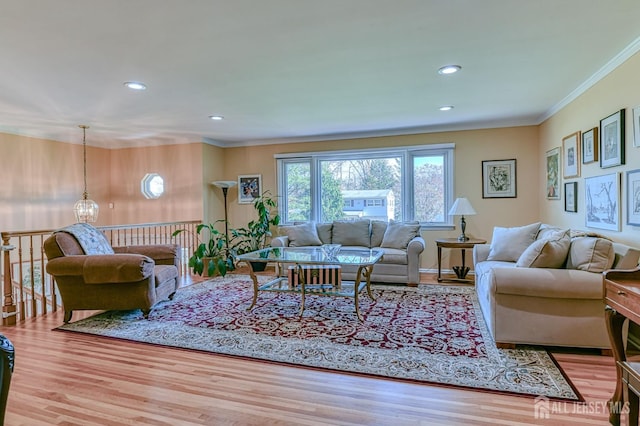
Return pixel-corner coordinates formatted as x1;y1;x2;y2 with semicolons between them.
437;65;461;75
209;115;224;121
439;105;454;111
123;81;147;90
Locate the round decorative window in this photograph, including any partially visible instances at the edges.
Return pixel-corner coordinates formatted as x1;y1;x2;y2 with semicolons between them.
141;173;164;199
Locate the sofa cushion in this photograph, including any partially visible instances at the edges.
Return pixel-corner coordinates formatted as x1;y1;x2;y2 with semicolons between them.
516;229;570;268
566;237;615;272
316;223;333;244
332;220;370;247
370;220;388;247
377;247;408;265
280;222;322;247
536;224;563;240
380;221;420;250
487;222;541;262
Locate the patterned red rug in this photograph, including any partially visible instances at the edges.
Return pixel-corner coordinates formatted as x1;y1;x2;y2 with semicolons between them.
57;275;581;401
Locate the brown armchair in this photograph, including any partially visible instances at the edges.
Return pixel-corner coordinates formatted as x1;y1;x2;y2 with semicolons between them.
44;226;179;323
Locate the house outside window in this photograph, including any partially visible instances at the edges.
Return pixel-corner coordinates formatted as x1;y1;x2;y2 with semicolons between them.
276;144;454;228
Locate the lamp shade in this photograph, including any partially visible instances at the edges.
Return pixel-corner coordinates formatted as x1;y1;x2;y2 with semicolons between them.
448;197;476;216
212;180;237;189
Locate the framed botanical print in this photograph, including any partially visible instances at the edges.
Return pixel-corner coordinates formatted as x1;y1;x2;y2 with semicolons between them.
600;109;625;168
564;182;577;213
627;169;640;226
482;159;517;198
585;172;620;231
582;127;598;164
545;147;560;200
238;174;262;204
562;131;580;178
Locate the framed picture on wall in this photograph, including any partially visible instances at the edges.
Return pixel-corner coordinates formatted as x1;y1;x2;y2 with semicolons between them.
633;106;640;148
585;172;620;231
545;147;561;200
562;131;580;178
582;127;598;164
627;169;640;226
600;109;625;168
238;174;262;204
481;159;517;198
564;182;577;213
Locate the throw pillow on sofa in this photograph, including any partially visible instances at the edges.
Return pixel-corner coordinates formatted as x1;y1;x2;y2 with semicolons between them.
280;222;322;247
380;221;421;250
487;222;541;262
332;220;371;247
515;229;571;268
566;236;615;272
370;220;388;247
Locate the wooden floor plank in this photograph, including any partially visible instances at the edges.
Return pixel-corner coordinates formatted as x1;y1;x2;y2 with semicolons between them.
0;275;623;425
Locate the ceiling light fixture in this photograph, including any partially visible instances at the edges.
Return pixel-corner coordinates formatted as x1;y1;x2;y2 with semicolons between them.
73;125;99;223
437;65;461;75
209;115;224;121
439;105;454;111
123;81;147;90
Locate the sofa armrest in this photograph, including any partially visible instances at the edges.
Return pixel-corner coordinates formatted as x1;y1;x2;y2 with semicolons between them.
46;254;154;284
271;236;289;247
407;236;425;255
406;236;425;285
473;244;491;265
113;244;179;267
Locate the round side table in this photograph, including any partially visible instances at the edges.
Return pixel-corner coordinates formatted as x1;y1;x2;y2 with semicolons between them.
435;238;487;283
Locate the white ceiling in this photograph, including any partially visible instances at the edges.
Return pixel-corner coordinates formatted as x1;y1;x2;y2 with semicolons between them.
1;0;640;149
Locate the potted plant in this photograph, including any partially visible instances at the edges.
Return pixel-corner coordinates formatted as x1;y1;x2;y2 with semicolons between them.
172;220;234;276
230;190;280;271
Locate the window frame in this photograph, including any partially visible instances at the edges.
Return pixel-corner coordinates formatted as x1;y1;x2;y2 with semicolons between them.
276;143;455;229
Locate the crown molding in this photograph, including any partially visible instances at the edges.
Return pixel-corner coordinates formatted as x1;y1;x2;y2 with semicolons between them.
539;35;640;123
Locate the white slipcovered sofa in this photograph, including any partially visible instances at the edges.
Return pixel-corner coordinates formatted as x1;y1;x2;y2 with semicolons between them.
473;222;640;349
272;220;425;285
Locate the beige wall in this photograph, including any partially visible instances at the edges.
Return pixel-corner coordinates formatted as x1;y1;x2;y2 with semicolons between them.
0;133;110;231
222;126;540;270
0;135;205;232
109;143;203;224
539;51;640;247
202;143;227;226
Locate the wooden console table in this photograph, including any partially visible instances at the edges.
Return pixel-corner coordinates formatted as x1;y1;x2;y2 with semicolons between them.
604;267;640;425
435;238;486;283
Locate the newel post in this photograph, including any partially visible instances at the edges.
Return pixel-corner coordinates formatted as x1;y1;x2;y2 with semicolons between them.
1;234;16;326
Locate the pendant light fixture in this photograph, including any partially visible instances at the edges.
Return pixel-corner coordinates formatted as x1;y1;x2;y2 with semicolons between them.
73;125;99;223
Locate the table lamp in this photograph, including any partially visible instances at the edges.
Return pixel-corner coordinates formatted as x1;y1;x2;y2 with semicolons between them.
448;197;477;241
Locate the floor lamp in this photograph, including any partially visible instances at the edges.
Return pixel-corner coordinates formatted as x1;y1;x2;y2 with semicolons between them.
212;180;237;251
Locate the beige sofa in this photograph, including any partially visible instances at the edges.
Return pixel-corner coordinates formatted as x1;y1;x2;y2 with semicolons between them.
472;222;640;349
272;220;425;285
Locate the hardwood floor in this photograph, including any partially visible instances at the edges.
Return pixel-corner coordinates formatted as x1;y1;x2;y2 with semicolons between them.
1;273;622;425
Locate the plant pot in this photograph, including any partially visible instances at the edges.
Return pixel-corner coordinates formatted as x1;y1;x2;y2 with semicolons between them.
202;257;219;277
250;261;267;272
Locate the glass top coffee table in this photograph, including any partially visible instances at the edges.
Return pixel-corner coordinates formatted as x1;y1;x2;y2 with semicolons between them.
236;247;384;321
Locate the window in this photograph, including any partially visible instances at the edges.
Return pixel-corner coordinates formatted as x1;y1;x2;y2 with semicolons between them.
277;144;454;228
141;173;164;199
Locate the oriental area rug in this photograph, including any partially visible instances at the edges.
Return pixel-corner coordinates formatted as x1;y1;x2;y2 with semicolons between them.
57;275;581;401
